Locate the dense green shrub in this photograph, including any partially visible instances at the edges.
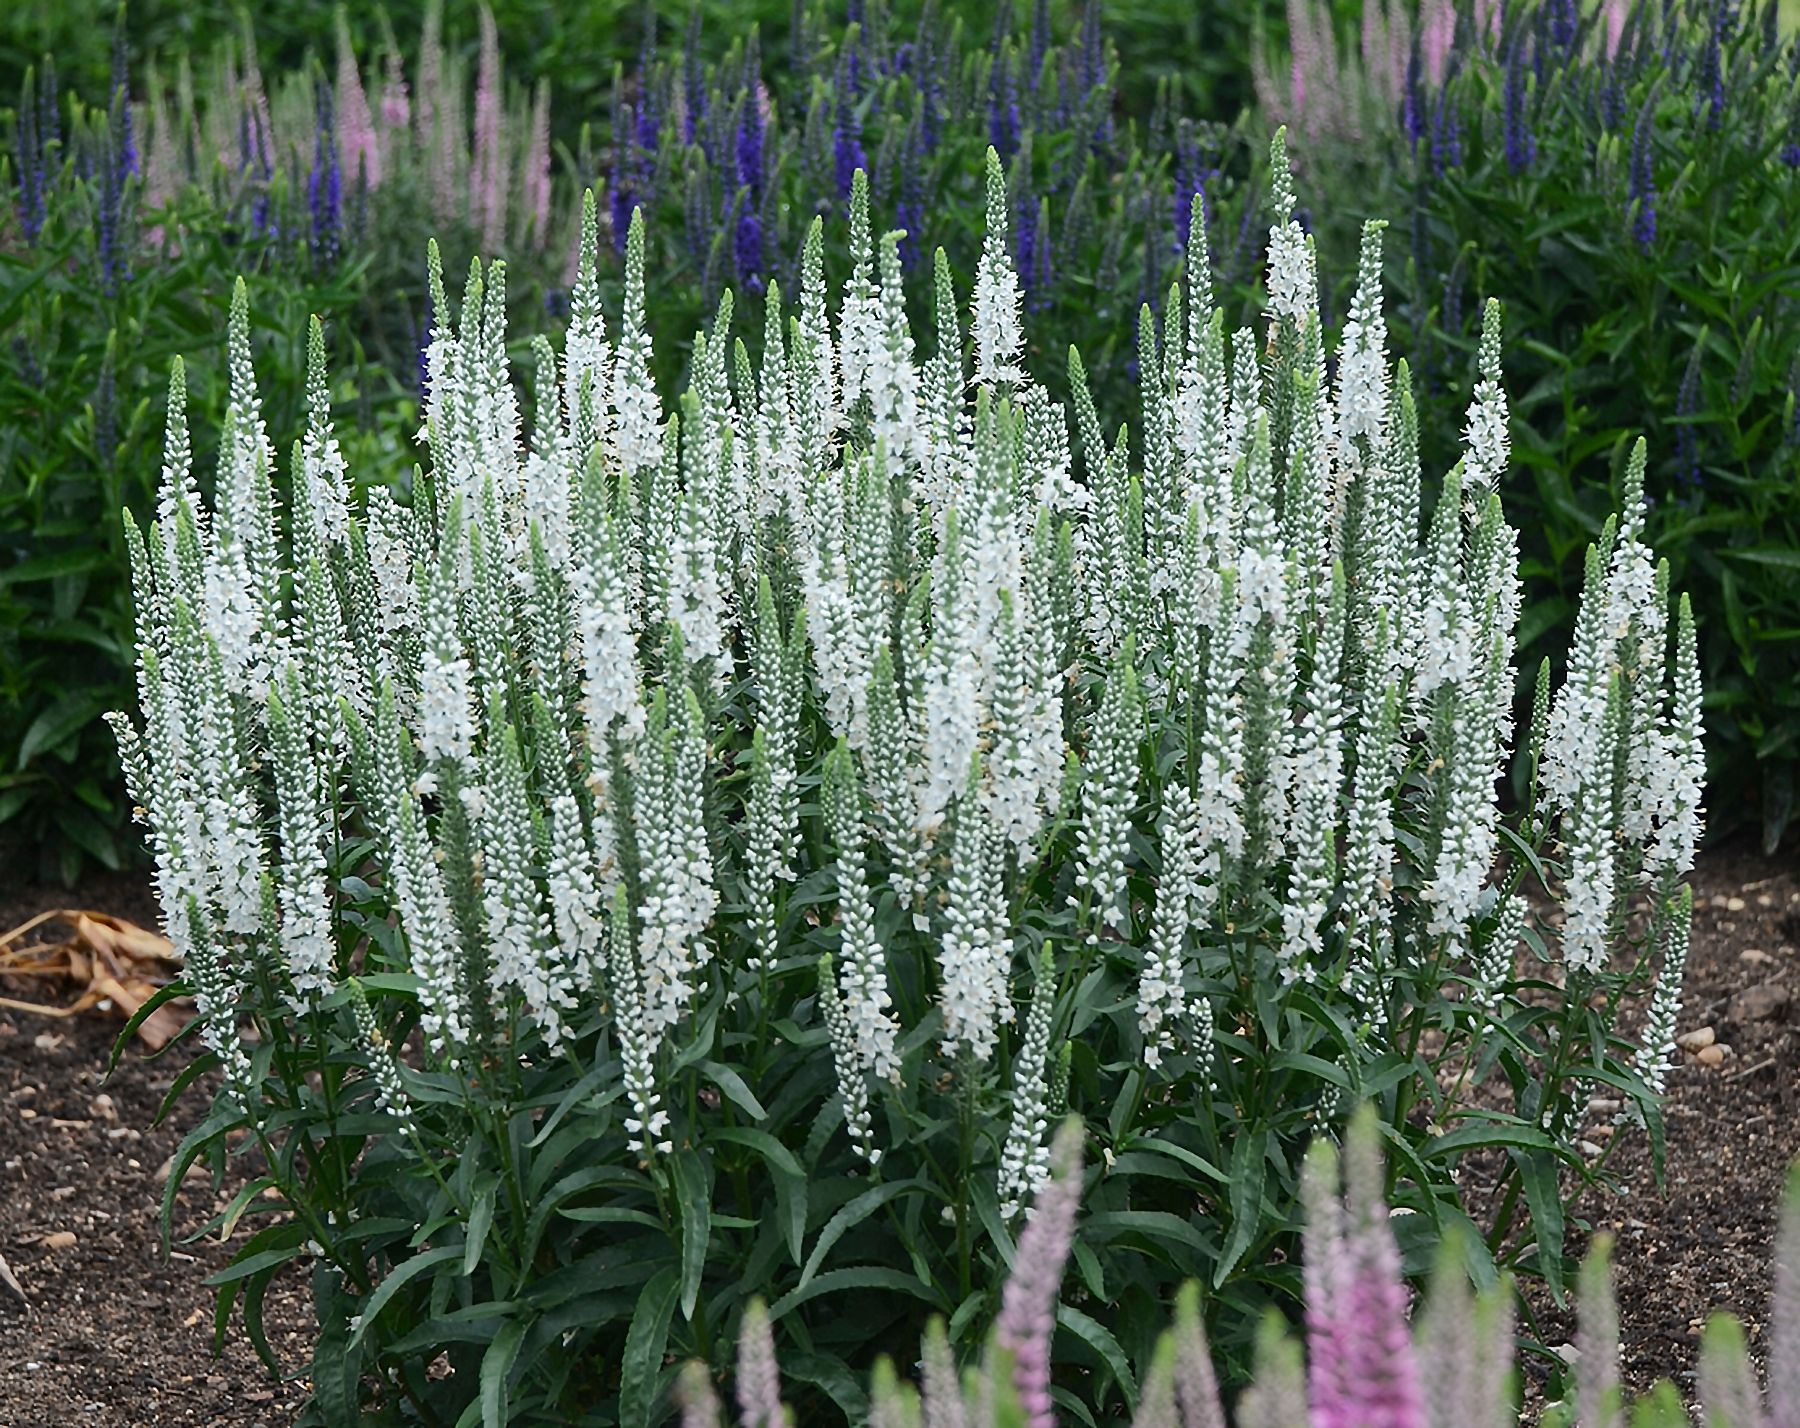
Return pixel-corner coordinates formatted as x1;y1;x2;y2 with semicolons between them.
117;142;1700;1423
0;121;415;877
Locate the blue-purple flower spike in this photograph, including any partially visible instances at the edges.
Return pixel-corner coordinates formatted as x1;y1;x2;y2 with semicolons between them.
310;77;343;268
110;11;137;178
1503;36;1537;173
1628;93;1657;251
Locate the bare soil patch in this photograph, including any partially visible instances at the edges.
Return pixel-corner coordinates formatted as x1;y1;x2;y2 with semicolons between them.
1;873;309;1428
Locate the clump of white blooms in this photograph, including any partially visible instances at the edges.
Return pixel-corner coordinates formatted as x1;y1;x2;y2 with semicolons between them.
114;134;1700;1181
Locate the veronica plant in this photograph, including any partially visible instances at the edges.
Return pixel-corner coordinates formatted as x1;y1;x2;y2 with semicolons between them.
116;135;1701;1425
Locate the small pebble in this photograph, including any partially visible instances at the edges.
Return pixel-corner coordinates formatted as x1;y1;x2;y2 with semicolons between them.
1726;896;1746;912
41;1231;77;1251
1676;1026;1716;1052
1740;948;1773;965
1696;1044;1727;1067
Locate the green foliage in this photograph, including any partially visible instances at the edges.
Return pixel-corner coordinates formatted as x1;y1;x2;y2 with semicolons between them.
0;158;411;879
1299;0;1800;846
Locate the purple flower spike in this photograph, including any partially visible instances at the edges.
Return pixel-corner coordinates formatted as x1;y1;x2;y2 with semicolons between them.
995;1118;1085;1428
1502;38;1535;174
736;1297;786;1428
1628;95;1657;251
833;45;867;199
110;14;137;178
309;78;343;268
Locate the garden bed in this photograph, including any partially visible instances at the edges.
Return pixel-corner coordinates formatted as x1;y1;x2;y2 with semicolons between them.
2;844;1794;1423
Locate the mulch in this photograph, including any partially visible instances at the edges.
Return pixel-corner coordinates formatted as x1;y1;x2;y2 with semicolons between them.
1;846;1794;1423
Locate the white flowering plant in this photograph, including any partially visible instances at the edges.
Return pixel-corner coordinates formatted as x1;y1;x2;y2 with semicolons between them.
113;133;1703;1427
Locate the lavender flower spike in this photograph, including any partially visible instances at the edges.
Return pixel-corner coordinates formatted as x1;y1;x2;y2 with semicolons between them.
1307;1108;1428;1428
1577;1237;1624;1428
995;1117;1085;1428
679;1361;723;1428
737;1297;787;1428
1170;1283;1226;1428
1770;1159;1800;1428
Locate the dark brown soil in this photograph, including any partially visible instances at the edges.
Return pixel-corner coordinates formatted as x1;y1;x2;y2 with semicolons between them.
1;848;1795;1422
1563;842;1800;1402
1;873;310;1428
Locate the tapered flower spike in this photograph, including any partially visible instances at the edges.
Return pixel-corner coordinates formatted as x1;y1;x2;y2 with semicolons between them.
998;945;1057;1219
1417;1233;1481;1428
972;146;1024;387
1239;1312;1308;1428
736;1297;787;1428
1769;1159;1800;1428
1170;1283;1226;1428
1577;1236;1624;1428
1134;1334;1179;1428
1306;1107;1427;1428
920;1317;969;1428
679;1360;723;1428
871;1356;924;1428
994;1117;1084;1428
1698;1314;1763;1428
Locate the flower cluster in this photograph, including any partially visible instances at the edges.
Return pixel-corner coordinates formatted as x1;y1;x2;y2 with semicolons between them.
115;135;1701;1420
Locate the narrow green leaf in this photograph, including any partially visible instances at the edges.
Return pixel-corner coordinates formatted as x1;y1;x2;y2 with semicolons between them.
798;1179;927;1291
671;1149;712;1321
463;1176;498;1279
349;1245;464;1347
619;1266;681;1428
480;1317;526;1428
1057;1304;1138;1411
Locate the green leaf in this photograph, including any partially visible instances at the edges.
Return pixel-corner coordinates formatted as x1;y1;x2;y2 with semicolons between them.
463;1175;498;1279
17;689;110;768
1214;1128;1267;1287
480;1317;526;1428
619;1266;681;1428
1057;1304;1138;1412
349;1245;464;1348
1425;1119;1561;1159
1721;547;1800;572
698;1058;769;1120
1511;1146;1568;1304
705;1126;806;1268
798;1179;927;1291
671;1149;712;1322
768;1266;943;1321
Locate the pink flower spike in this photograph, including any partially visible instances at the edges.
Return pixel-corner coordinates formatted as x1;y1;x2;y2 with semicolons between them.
524;79;552;251
1420;0;1454;86
996;1117;1086;1428
1306;1112;1427;1428
680;1361;723;1428
1601;0;1629;61
336;28;379;190
472;3;506;254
